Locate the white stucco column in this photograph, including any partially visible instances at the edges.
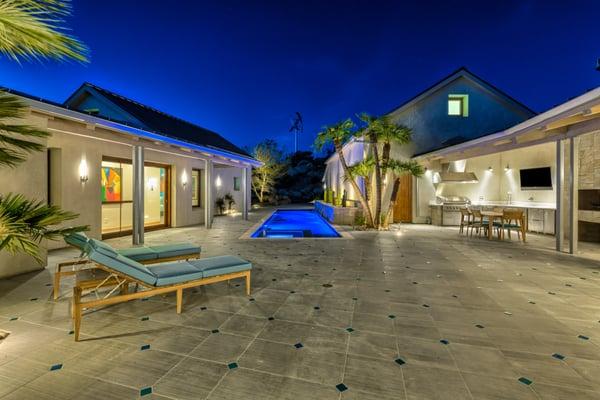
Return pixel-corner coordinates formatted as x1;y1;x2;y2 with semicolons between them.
568;136;579;254
242;166;250;220
555;140;564;252
204;159;213;229
132;145;145;245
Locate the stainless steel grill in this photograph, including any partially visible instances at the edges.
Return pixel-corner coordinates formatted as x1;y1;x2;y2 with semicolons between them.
438;196;471;226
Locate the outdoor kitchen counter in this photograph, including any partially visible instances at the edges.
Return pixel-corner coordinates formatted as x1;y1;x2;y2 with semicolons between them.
428;201;556;209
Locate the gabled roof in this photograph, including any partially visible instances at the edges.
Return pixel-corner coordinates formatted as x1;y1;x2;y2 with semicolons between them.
385;66;536;117
64;82;251;157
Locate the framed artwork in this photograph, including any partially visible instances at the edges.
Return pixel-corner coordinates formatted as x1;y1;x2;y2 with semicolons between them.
101;167;122;202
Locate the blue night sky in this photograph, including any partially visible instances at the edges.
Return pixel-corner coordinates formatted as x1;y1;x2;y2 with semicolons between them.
1;0;599;153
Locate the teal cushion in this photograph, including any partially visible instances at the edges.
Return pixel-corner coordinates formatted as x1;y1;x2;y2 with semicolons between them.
118;246;158;262
87;238;119;258
147;262;204;286
149;243;201;259
190;255;251;278
65;232;88;249
87;248;157;286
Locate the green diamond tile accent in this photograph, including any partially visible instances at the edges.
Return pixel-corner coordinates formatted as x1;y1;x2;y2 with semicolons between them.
388;315;396;319
140;316;149;321
140;387;152;396
394;358;406;365
475;324;484;329
228;362;238;369
440;339;449;345
346;327;354;333
9;317;18;321
552;353;565;360
49;364;62;371
212;329;220;334
141;344;150;351
294;342;303;349
578;335;589;340
518;377;532;385
336;383;348;392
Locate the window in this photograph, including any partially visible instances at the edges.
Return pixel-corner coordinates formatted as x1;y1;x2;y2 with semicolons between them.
192;169;201;207
448;94;469;117
233;176;241;191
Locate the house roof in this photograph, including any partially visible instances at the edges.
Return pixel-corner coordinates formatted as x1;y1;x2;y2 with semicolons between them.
64;82;251;158
385;66;536;117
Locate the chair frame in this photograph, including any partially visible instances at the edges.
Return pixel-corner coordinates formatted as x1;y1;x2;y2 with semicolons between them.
469;209;488;237
495;209;527;242
72;262;250;341
459;208;472;235
54;249;201;300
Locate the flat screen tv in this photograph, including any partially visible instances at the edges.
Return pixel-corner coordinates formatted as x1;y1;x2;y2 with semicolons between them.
519;167;552;190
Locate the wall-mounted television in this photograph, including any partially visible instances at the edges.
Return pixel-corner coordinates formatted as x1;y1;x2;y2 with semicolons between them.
519;167;552;190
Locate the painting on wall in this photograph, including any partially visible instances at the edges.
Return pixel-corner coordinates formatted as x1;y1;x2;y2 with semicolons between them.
101;167;121;202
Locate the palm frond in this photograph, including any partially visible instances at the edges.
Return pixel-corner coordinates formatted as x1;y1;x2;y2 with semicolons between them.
0;91;50;167
0;0;88;63
344;156;375;181
315;119;355;150
0;193;88;262
388;159;424;177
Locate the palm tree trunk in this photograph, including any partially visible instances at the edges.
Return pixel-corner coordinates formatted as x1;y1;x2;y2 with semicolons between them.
335;142;375;227
383;176;401;228
369;133;382;229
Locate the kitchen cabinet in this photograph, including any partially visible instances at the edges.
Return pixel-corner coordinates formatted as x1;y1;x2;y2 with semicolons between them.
527;208;554;235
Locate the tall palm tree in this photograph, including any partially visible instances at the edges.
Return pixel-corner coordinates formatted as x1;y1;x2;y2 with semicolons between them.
382;159;424;228
315;119;375;227
345;156;375;203
0;0;88;262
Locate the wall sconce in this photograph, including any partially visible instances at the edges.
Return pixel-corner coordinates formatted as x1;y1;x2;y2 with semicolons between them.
323;183;327;190
78;159;89;183
504;164;510;172
181;170;188;188
147;177;157;191
215;176;222;187
487;166;493;173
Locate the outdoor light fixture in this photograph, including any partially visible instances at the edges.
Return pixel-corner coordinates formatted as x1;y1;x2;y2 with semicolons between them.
148;177;157;191
181;169;188;187
78;159;89;183
215;176;222;187
487;166;493;172
504;164;510;172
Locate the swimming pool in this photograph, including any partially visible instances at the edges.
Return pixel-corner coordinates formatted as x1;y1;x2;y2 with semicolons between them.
251;209;341;238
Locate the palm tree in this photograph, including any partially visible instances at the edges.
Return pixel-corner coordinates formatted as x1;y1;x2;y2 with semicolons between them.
345;156;375;204
0;0;89;262
315;119;375;227
382;159;424;228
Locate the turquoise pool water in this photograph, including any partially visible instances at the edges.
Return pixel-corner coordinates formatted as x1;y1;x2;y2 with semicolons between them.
251;209;341;238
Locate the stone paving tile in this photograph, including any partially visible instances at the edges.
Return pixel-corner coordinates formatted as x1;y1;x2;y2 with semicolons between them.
1;207;600;399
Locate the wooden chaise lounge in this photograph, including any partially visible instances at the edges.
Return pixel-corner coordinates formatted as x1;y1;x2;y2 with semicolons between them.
54;232;201;299
72;239;251;341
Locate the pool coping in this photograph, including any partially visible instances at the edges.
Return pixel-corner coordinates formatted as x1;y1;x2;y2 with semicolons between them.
239;208;354;240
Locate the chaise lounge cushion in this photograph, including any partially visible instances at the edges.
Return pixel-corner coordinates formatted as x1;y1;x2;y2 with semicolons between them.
85;241;158;286
190;255;252;278
65;231;89;249
117;247;159;262
149;243;201;259
147;263;204;286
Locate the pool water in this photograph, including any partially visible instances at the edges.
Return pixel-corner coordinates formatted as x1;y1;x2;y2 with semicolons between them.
251;209;341;238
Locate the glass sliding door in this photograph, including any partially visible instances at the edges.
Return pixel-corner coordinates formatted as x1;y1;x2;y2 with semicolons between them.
101;158;170;238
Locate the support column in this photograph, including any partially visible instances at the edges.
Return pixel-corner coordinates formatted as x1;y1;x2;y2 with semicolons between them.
568;136;579;254
132;145;145;245
242;166;250;220
555;140;564;252
204;159;213;229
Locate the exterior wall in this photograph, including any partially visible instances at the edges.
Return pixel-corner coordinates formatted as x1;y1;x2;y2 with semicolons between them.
323;140;365;202
213;166;246;214
0;109;250;278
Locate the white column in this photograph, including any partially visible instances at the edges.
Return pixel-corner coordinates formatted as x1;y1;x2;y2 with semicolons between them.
555;140;564;252
569;136;579;254
132;145;145;245
242;166;250;220
204;159;213;229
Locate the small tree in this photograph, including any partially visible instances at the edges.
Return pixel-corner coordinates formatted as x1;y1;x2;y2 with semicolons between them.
251;139;286;203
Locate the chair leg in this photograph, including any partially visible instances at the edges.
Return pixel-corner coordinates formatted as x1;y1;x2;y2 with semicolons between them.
53;264;62;300
245;272;251;296
176;288;183;314
73;286;82;342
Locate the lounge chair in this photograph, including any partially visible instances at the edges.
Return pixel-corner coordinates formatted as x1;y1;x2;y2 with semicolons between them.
72;239;251;341
54;232;201;299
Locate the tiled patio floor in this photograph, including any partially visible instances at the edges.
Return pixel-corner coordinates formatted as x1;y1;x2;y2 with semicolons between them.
1;207;600;399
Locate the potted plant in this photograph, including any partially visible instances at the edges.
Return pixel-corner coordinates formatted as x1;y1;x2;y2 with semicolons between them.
215;197;225;215
224;193;235;212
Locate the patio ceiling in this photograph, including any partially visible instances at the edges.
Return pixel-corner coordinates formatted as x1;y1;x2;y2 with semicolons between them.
416;86;600;164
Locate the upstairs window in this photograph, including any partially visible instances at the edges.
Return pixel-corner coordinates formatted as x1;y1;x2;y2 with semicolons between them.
448;94;469;117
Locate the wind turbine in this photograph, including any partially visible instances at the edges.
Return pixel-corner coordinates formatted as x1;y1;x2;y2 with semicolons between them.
289;112;303;153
